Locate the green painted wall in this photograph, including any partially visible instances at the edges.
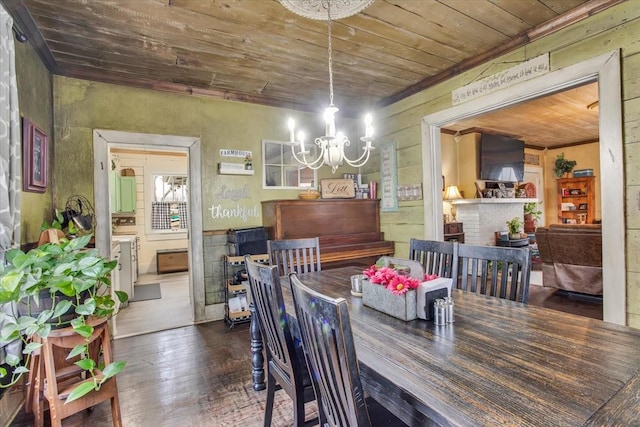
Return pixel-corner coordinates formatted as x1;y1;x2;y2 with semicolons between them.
52;78;362;308
14;40;53;245
53;76;359;233
376;2;640;327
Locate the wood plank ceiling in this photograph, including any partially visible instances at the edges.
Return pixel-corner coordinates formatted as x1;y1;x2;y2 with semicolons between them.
5;0;617;148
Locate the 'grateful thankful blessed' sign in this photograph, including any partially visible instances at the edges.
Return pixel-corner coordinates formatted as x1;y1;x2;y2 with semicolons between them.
452;54;549;105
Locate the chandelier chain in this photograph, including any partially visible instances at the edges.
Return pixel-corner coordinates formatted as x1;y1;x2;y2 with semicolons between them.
327;0;334;106
284;0;375;173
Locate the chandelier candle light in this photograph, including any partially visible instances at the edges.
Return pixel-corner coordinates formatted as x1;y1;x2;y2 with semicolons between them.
283;0;375;173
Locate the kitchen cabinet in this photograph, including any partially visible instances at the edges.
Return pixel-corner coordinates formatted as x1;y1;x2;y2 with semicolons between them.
113;235;138;305
110;241;122;310
110;171;136;213
119;177;136;212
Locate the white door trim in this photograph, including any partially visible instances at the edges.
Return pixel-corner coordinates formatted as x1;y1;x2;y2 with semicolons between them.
93;130;209;323
422;51;625;325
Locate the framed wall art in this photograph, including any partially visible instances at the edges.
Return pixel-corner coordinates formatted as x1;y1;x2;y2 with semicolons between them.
380;141;398;212
22;117;48;193
320;178;355;199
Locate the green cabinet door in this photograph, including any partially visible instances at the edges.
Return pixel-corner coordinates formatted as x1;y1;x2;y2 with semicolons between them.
110;170;121;212
119;176;137;212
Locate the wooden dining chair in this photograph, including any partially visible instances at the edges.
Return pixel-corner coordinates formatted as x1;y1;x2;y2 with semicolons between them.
267;237;321;276
408;238;455;278
289;273;407;427
454;243;531;303
244;256;318;427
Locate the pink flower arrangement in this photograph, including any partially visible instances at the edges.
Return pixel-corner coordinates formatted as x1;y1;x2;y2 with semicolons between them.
363;265;440;296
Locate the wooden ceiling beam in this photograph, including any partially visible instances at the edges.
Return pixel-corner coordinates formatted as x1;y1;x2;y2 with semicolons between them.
1;0;58;71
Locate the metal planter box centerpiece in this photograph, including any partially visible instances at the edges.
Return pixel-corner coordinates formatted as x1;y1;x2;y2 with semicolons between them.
361;257;425;321
362;279;417;321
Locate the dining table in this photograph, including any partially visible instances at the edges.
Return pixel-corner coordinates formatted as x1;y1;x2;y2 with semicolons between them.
249;266;640;426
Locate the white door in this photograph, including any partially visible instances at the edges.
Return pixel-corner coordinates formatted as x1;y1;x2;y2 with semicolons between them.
524;165;545;226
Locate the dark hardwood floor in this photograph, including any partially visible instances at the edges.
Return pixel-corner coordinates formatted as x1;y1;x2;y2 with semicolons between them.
11;322;318;427
527;284;602;320
10;287;601;426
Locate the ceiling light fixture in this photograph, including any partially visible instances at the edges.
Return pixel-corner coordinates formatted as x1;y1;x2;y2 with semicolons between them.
453;131;462;143
12;25;28;43
281;0;376;173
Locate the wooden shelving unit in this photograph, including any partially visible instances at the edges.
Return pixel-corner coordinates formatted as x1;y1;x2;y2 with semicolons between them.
223;254;269;328
557;176;595;224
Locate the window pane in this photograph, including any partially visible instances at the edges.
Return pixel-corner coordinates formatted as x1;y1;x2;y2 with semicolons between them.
154;175;188;202
300;167;315;187
283;166;300;187
152;175;188;232
262;139;318;189
265;142;282;165
265;165;281;186
283;146;294;164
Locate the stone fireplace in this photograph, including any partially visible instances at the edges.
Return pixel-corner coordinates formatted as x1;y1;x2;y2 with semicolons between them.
453;198;538;246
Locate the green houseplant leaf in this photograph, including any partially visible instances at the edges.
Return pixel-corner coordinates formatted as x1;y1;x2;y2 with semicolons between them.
506;217;523;236
554;152;577;178
0;232;128;395
523;202;542;221
65;381;99;404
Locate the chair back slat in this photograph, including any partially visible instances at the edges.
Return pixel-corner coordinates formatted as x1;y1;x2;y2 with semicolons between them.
244;257;297;383
244;256;319;426
454;243;531;303
268;237;321;276
408;238;455;278
290;273;371;427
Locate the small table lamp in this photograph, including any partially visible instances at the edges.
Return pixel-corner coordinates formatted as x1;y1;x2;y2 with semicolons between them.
443;185;463;222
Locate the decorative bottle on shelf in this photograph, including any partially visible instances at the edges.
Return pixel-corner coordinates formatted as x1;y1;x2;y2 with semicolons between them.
369;181;377;199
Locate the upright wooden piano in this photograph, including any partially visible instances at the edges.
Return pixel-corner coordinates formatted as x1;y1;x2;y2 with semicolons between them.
261;199;394;269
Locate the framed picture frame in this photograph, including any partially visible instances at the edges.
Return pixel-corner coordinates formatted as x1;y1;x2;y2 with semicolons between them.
320;178;355;199
578;203;588;210
379;141;398;212
22;117;48;193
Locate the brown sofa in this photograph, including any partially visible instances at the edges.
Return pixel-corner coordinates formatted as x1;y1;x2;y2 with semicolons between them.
535;224;602;295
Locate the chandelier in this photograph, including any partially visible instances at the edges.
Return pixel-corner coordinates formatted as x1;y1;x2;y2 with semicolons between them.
281;0;376;173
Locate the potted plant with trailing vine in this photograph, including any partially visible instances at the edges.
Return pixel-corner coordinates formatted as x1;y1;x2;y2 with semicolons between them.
0;233;128;403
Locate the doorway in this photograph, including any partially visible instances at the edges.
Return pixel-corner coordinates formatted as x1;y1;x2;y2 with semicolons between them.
93;130;206;337
523;166;545;226
421;51;625;325
109;147;191;337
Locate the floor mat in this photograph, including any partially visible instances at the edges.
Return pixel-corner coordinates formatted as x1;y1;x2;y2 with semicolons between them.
130;283;162;302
